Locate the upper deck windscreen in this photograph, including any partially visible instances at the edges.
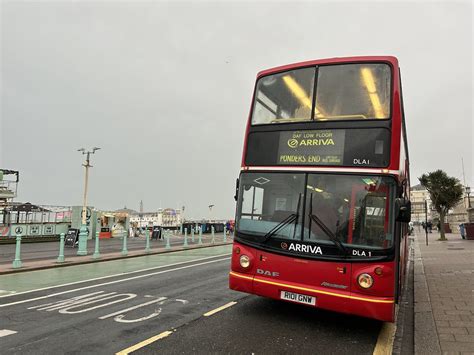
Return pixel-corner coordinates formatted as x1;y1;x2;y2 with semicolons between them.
251;63;391;125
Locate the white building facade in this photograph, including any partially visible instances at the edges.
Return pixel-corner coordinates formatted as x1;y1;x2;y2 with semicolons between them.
130;208;183;228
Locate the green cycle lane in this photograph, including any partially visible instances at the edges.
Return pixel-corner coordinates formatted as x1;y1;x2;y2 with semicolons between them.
0;245;232;295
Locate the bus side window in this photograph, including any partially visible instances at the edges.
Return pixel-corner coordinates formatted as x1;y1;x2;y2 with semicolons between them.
241;186;264;220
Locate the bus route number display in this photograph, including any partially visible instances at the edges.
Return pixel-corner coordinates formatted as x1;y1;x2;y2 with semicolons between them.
278;130;345;165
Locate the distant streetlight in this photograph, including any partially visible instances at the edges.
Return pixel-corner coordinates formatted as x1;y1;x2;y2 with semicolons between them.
424;199;428;246
466;186;471;208
76;147;100;255
209;204;214;222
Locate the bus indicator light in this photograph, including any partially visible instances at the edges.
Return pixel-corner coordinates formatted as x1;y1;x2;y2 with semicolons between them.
374;267;383;276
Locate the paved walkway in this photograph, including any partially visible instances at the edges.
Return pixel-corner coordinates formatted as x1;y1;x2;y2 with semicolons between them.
0;234;232;275
414;229;474;354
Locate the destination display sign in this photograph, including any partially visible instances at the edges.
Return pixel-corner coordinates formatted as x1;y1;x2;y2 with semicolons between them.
278;130;346;165
245;128;390;167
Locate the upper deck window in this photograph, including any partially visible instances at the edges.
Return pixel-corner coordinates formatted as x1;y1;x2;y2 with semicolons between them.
316;64;391;120
251;63;391;125
251;67;315;125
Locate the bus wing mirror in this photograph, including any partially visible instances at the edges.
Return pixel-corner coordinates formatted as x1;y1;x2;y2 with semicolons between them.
395;198;411;223
234;178;239;201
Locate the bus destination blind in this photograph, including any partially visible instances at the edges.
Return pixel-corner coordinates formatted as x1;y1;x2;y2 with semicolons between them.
245;128;390;168
278;130;345;165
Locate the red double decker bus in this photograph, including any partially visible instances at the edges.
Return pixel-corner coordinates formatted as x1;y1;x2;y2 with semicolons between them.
229;56;411;322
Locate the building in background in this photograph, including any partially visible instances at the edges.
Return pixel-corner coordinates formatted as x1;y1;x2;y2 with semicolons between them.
411;184;474;231
129;208;183;228
410;184;433;223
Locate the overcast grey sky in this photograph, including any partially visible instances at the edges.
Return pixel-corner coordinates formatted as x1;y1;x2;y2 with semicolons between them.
1;0;472;219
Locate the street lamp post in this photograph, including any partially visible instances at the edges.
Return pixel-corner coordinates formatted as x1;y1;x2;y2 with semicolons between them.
424;199;428;246
77;147;100;256
208;204;214;223
466;186;471;208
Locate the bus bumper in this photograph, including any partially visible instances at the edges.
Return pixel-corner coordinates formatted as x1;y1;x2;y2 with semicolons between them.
229;271;394;322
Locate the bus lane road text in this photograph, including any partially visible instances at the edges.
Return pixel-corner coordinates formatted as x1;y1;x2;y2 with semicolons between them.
26;290;189;324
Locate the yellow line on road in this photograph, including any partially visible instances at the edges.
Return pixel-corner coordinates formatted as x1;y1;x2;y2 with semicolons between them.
373;322;396;355
203;301;237;317
116;330;173;355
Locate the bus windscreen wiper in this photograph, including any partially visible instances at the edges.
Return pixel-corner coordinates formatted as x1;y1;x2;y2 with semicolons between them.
308;197;347;255
308;213;347;255
261;194;301;243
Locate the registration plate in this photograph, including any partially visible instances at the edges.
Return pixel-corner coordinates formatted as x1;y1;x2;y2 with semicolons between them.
280;290;316;306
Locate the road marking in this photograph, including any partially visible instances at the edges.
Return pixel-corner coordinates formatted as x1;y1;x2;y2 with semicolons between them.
99;297;167;322
0;290;16;296
0;253;231;299
59;293;137;314
28;292;108;311
0;257;230;308
116;330;173;355
373;322;396;355
203;301;237;317
0;329;17;337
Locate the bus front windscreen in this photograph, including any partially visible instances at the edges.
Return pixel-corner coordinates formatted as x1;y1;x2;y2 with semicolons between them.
236;173;396;251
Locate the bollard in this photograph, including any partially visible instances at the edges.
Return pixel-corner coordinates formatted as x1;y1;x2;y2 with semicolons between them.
92;230;101;259
180;224;183;235
223;225;227;242
165;230;171;250
211;226;215;244
191;228;195;243
77;225;89;256
198;226;203;245
121;229;128;256
145;228;151;253
12;233;22;269
57;233;66;263
184;228;189;247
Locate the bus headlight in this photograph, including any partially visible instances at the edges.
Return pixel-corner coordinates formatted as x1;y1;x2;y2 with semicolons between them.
239;255;250;268
357;273;374;289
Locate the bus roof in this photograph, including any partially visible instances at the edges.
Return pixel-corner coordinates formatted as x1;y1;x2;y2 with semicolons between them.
257;56;399;79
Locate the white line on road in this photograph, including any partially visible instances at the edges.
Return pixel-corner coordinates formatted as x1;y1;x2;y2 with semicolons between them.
0;257;230;308
0;290;16;296
0;329;18;337
59;293;137;314
0;253;231;299
203;301;238;317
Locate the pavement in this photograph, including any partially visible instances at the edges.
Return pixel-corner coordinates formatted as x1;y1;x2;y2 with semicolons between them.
414;228;474;354
0;233;232;275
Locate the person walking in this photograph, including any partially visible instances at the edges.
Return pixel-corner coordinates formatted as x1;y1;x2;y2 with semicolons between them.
459;223;466;240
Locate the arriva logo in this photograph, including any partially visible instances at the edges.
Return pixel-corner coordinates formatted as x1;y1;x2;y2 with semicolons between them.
288;243;323;255
287;138;335;148
287;139;299;148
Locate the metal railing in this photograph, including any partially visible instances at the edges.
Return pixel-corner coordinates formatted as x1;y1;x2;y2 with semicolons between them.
6;226;235;269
